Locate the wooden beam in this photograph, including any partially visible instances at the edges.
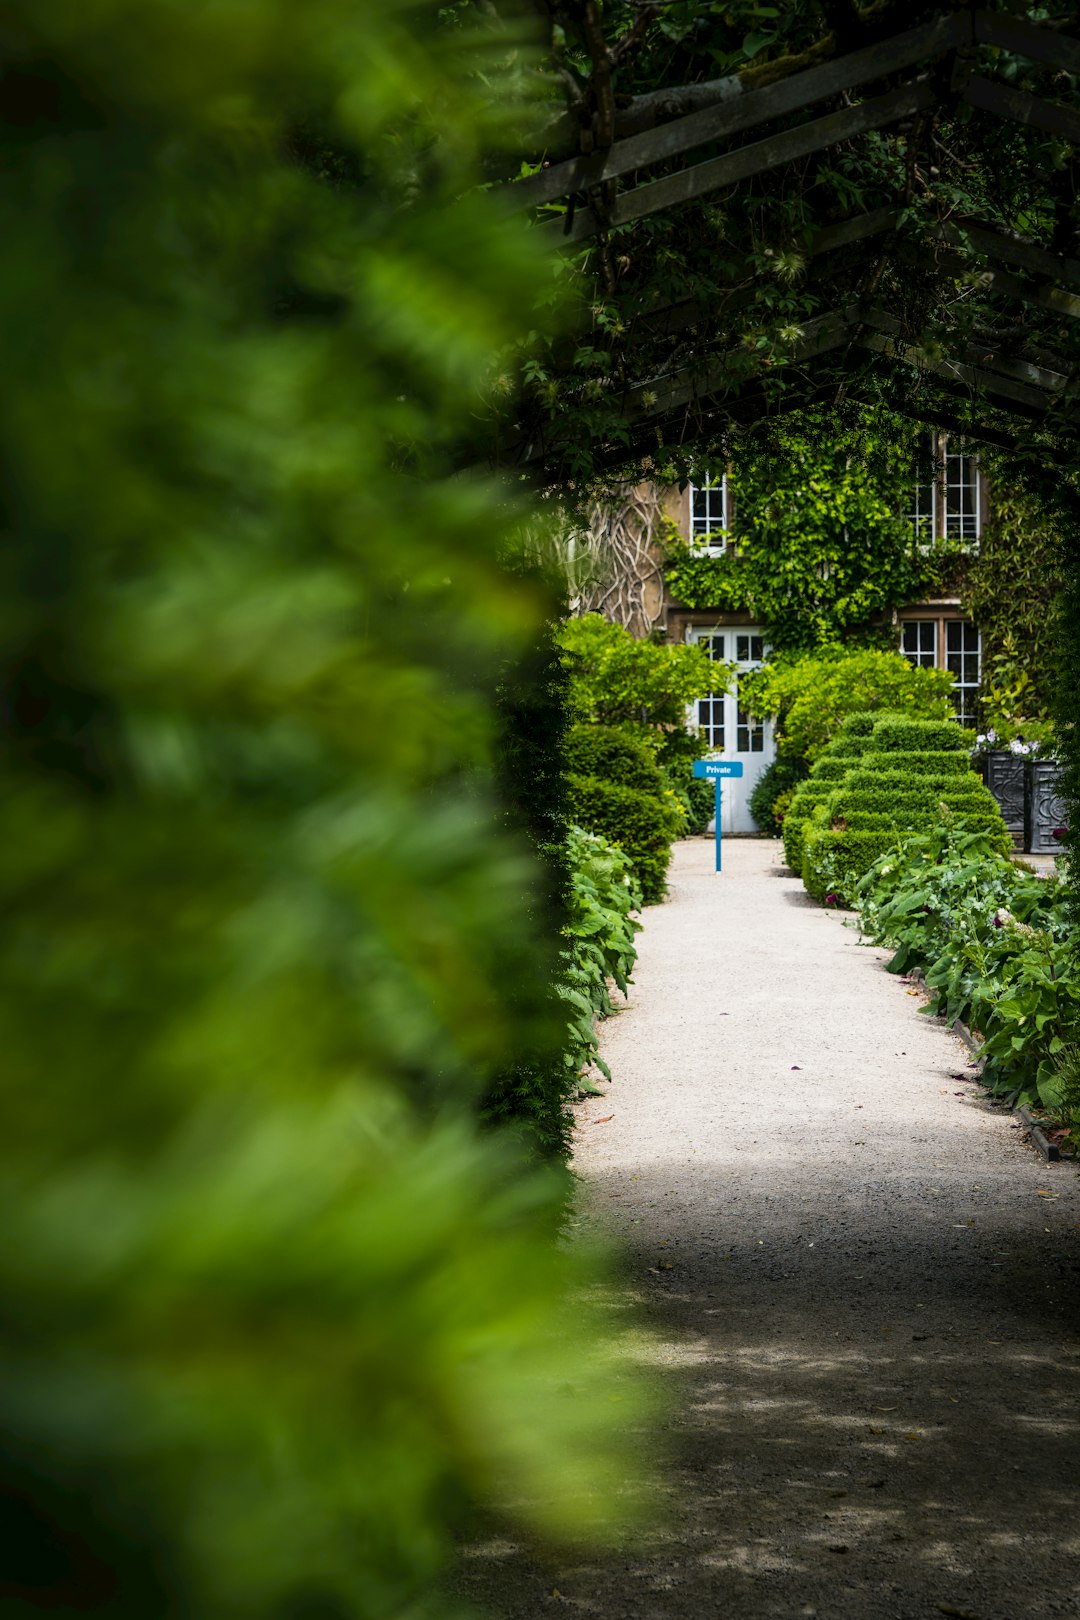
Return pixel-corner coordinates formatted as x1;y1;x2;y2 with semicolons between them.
546;79;937;245
619;206;901;340
936;218;1080;291
963;74;1080;149
895;241;1080;321
858;309;1076;397
856;330;1080;422
618;307;862;421
974;10;1080;80
517;14;966;208
808;205;900;256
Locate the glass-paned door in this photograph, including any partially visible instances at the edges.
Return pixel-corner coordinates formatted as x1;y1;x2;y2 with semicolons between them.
688;626;775;833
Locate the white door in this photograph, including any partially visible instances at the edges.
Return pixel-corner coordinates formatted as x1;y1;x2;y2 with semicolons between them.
688;626;776;833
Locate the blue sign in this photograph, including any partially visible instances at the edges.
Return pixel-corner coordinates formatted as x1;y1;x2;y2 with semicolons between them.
693;759;744;779
692;759;743;873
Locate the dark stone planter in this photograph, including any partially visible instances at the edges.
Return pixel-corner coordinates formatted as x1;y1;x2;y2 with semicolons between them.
1027;759;1068;855
984;753;1067;854
985;751;1026;849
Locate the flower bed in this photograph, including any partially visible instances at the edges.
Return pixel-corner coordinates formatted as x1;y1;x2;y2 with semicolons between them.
857;824;1080;1129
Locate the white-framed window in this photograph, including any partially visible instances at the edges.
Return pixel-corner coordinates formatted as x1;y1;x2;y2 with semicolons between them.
690;473;730;554
899;613;981;727
905;434;982;544
906;468;936;541
901;619;937;668
943;445;980;540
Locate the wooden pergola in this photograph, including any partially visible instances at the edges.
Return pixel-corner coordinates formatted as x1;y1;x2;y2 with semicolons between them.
495;5;1080;480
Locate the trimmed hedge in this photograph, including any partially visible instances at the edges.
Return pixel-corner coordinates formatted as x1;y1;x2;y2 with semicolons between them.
869;719;968;752
566;723;666;795
782;782;834;871
565;771;682;904
838;768;987;796
811;757;852;782
819;734;872;760
842;711;884;737
835;805;1011;842
803;828;899;902
791;711;1009;900
858;749;972;776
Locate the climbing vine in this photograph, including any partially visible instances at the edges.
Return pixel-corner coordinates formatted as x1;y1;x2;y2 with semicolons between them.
663;404;970;652
960;464;1067;730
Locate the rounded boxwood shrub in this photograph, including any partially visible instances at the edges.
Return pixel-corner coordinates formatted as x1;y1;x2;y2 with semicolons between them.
565;723;666;795
748;756;808;835
565;771;682;904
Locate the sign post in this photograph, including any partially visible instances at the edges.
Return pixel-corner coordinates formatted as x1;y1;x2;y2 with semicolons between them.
692;758;745;873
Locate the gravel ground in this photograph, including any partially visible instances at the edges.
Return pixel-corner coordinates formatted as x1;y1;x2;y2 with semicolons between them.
454;838;1080;1620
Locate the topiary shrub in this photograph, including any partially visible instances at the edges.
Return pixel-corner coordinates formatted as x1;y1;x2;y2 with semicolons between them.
748;756;808;835
859;749;972;776
811;757;851;782
819;734;872;761
566;723;667;795
803;743;1010;902
565;772;683;904
869;719;970;753
803;827;900;902
782;781;834;871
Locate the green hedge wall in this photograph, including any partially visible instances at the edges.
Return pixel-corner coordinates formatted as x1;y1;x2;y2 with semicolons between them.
858;749;972;776
782;782;835;871
565;771;682;904
803;828;899;902
869;719;968;752
566;723;667;796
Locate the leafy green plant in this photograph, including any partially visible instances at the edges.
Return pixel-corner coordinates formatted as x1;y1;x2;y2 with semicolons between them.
741;649;955;767
565;770;684;904
558;613;719;767
857;826;1080;1109
0;2;657;1613
560;824;642;1093
748;756;808;835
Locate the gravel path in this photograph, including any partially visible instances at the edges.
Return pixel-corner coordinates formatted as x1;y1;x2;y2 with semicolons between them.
458;838;1080;1620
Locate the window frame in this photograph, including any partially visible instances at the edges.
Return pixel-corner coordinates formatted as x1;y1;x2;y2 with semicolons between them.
898;611;981;728
905;432;984;546
688;472;731;556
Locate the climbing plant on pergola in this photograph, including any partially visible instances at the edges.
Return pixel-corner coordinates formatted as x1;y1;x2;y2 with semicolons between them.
485;0;1080;868
488;2;1080;485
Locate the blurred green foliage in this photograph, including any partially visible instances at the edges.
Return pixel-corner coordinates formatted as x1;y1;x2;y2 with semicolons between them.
0;2;654;1614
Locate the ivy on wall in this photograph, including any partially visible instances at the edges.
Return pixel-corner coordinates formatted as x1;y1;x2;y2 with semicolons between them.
662;405;970;652
960;466;1066;729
